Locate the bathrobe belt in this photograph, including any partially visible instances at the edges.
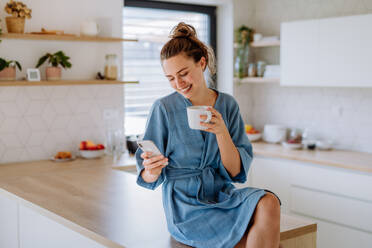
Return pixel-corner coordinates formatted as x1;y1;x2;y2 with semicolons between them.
165;167;216;203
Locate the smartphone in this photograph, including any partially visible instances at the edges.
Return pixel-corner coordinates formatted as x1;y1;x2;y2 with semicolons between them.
137;140;162;158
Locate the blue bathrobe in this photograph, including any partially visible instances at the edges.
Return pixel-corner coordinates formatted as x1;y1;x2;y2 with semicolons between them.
135;89;267;248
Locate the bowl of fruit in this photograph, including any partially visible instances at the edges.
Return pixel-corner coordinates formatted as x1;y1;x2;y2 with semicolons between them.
51;151;75;162
281;129;303;149
79;140;105;159
245;124;262;142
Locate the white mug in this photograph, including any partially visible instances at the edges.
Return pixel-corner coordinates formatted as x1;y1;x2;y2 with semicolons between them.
187;106;212;130
80;21;99;36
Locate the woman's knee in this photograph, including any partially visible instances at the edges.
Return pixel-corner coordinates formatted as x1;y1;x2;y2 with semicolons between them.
256;192;281;219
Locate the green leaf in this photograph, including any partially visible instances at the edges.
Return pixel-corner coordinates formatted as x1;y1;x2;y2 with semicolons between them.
15;61;22;71
65;60;72;68
0;58;6;71
36;54;50;68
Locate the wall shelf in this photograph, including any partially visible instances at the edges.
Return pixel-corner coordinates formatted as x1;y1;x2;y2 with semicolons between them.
0;80;139;87
250;40;280;47
235;77;280;84
0;33;138;42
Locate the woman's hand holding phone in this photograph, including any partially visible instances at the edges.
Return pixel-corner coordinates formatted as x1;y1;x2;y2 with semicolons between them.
140;152;168;183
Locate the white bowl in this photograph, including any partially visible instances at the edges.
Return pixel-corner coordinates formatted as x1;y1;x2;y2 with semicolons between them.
246;133;262;142
281;141;303;150
79;149;105;159
263;124;287;143
316;140;333;150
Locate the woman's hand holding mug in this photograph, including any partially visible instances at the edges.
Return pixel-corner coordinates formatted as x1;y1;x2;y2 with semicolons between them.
199;107;228;135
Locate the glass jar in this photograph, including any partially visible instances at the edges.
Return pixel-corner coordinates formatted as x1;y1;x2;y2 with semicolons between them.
256;61;266;77
104;54;118;80
248;63;256;77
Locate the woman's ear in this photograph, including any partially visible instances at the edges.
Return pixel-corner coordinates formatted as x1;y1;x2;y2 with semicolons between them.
199;56;207;71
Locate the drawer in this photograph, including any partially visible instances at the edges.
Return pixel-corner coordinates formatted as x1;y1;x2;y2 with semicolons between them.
290;213;372;248
290;161;372;202
291;186;372;233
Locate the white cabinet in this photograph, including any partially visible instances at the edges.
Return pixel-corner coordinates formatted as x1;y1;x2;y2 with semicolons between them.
280;19;319;86
0;192;19;248
241;156;292;213
19;205;106;248
281;14;372;87
245;156;372;248
290;162;372;248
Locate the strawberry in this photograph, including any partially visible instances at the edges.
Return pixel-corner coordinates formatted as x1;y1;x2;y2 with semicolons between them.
96;144;105;150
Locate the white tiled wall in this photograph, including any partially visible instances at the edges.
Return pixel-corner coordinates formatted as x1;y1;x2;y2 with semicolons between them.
234;0;372;153
0;85;124;163
0;0;124;163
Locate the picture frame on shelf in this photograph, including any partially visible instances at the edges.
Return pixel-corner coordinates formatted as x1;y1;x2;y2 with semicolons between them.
26;68;41;81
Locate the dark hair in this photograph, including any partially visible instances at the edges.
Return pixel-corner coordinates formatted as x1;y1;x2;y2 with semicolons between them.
160;22;216;76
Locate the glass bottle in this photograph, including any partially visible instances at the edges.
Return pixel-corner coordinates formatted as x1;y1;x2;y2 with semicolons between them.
234;43;250;78
104;54;118;80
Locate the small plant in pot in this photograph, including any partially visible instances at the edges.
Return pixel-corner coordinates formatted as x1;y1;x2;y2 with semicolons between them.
0;57;22;81
36;51;72;81
4;0;32;33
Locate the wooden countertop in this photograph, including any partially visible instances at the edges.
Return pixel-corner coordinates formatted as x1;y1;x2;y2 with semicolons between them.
0;155;316;248
252;142;372;173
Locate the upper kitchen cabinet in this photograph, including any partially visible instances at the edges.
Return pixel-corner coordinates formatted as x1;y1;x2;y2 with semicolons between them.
281;14;372;87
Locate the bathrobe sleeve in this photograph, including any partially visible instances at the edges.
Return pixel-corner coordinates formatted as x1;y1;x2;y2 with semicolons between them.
135;99;169;190
218;98;253;183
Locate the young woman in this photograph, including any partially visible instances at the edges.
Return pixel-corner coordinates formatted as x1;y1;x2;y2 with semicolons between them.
135;22;281;248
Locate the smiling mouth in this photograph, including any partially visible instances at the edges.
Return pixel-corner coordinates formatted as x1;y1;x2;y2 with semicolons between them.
179;85;191;93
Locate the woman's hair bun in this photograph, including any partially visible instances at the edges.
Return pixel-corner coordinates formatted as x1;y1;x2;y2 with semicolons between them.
170;22;197;39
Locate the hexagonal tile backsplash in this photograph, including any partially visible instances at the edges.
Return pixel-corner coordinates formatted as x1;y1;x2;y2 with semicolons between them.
0;85;124;163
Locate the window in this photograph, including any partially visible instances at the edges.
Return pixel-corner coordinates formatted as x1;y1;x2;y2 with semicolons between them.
123;0;216;135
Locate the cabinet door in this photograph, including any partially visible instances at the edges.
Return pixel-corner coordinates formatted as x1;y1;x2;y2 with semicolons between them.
0;192;19;248
236;156;292;213
317;14;372;87
290;162;372;248
19;205;106;248
281;19;319;86
281;14;372;87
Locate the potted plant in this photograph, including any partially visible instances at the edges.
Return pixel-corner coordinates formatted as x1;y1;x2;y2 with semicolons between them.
0;57;22;81
36;51;72;81
4;0;32;33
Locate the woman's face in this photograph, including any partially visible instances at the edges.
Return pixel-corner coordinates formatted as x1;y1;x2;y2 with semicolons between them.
162;53;206;99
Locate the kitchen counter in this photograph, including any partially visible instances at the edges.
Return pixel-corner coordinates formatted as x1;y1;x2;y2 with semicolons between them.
0;155;316;248
252;142;372;173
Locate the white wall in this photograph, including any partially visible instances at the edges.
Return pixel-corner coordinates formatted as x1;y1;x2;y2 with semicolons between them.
233;0;372;153
0;0;124;163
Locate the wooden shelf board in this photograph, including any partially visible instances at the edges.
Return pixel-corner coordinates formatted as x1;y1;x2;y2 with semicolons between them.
0;80;139;86
235;77;280;84
0;33;138;42
250;40;280;47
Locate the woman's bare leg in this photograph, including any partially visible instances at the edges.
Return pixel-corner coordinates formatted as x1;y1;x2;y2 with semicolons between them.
234;229;248;248
245;192;281;248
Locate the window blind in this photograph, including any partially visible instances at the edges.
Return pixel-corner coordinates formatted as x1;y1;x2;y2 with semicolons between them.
123;6;211;135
